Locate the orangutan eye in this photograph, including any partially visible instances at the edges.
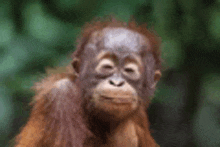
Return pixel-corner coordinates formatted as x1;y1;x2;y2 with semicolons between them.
102;64;113;69
124;67;134;73
95;59;115;74
123;63;140;80
124;63;138;74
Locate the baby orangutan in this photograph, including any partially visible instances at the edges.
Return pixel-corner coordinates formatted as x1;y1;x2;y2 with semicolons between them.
15;17;161;147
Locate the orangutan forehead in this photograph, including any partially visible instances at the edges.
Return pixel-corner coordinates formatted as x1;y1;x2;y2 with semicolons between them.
86;27;149;54
102;28;148;52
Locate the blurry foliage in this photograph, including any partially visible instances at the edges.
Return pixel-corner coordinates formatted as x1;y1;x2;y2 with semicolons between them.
0;0;220;147
201;73;220;106
193;105;220;147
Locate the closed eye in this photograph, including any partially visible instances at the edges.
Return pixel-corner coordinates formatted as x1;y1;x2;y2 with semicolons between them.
95;59;115;74
123;63;140;80
124;68;134;73
103;64;113;69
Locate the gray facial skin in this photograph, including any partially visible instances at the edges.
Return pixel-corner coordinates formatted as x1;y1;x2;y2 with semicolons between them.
102;28;148;53
84;27;149;56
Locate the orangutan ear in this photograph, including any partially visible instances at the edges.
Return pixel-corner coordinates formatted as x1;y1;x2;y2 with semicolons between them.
151;70;161;88
154;70;161;82
71;58;80;76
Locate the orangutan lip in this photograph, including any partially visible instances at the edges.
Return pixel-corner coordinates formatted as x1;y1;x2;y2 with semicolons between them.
100;96;134;103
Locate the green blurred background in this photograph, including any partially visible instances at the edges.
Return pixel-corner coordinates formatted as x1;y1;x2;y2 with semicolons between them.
0;0;220;146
